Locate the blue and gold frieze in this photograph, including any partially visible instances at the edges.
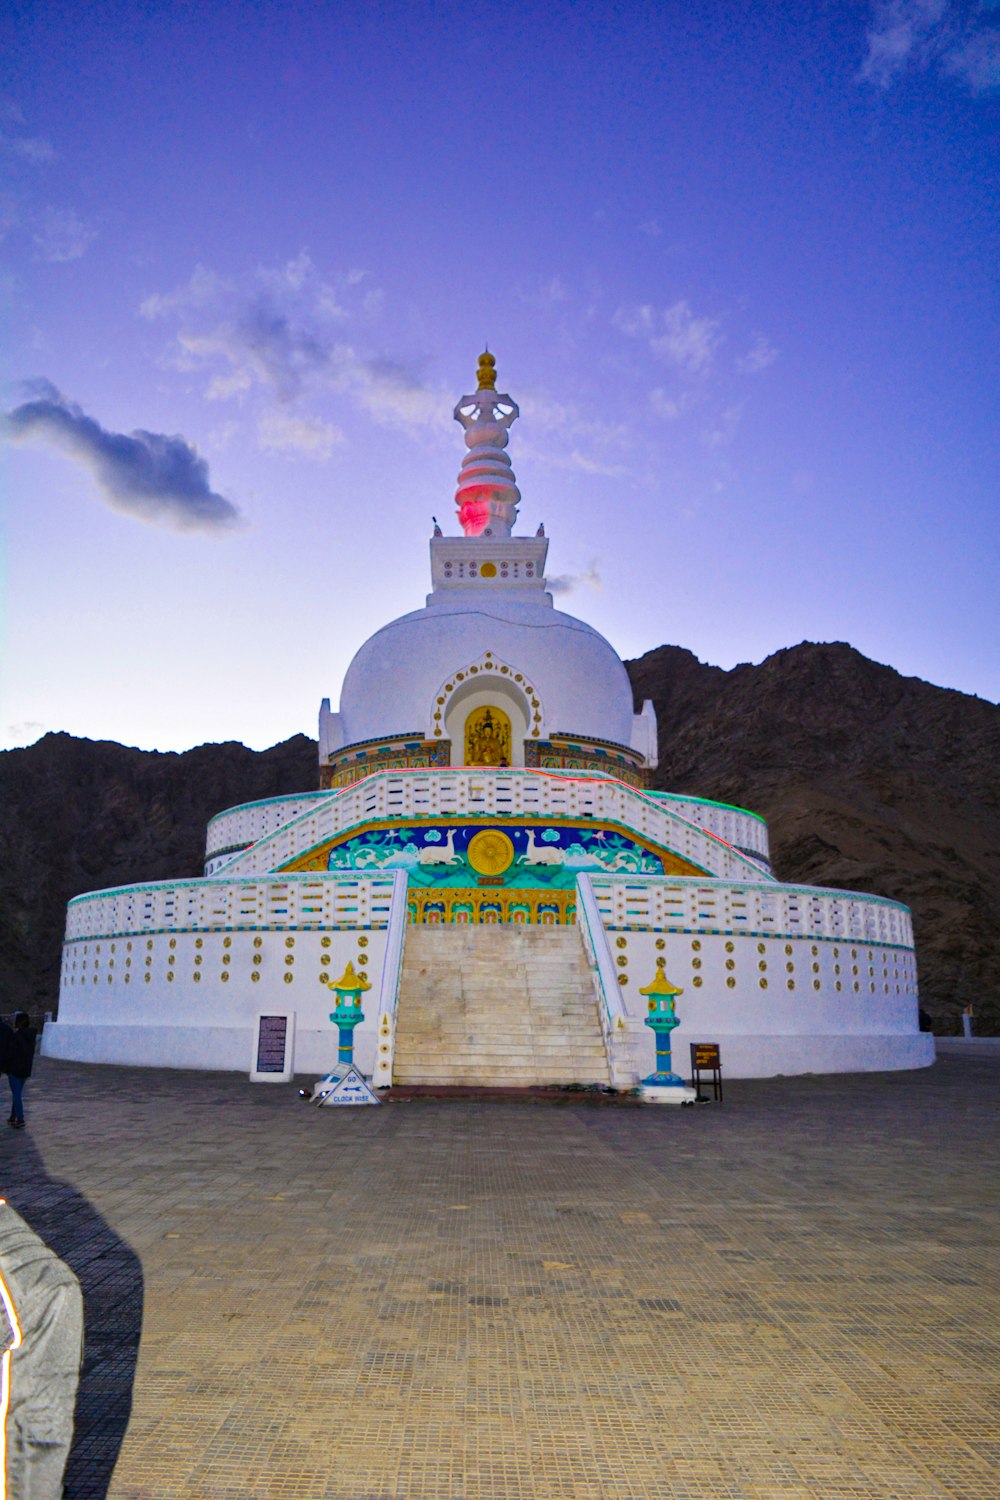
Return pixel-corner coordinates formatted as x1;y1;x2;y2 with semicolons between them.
279;817;709;886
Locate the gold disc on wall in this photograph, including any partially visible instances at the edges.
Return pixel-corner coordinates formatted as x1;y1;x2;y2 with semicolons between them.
467;829;515;876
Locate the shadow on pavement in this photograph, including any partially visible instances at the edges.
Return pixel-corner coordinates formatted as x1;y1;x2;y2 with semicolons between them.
4;1131;144;1500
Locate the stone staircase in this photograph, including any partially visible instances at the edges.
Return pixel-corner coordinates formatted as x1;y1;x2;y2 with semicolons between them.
392;924;611;1087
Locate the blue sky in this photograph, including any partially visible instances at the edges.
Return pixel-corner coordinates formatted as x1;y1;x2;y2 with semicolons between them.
2;0;997;753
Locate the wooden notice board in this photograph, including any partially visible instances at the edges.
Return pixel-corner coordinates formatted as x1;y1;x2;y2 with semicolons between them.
690;1042;723;1101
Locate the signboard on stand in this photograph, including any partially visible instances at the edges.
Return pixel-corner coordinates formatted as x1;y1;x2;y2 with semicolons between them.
690;1042;723;1101
314;1064;381;1107
250;1012;295;1083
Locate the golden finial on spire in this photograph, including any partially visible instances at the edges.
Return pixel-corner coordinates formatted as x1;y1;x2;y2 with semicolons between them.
476;350;497;390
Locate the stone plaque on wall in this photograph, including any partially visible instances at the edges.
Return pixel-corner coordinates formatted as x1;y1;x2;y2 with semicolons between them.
250;1012;296;1083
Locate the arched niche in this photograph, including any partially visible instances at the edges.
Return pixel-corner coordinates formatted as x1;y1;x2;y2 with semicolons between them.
444;676;530;766
428;652;546;767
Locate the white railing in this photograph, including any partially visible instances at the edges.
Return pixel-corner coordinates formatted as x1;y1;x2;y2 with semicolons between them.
205;792;329;863
588;874;915;948
64;872;399;942
215;768;775;886
576;874;632;1088
641;790;769;859
205;776;770;865
371;870;409;1089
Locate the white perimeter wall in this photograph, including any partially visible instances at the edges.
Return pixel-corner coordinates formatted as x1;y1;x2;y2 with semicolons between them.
45;867;932;1080
589;875;931;1078
46;874;395;1076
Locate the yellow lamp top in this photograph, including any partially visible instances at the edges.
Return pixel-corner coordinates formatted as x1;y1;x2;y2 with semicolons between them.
639;971;684;997
476;350;497;390
329;960;372;994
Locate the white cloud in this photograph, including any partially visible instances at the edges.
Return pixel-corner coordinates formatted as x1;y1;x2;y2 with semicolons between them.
547;560;602;595
943;26;1000;91
0;132;55;163
4;721;46;749
650;388;688;421
257;408;343;458
140;265;232;321
33;206;96;262
331;346;450;435
517;390;632;476
615;299;721;373
859;1;1000;93
178;308;330;403
859;0;948;86
702;400;747;450
737;334;778;374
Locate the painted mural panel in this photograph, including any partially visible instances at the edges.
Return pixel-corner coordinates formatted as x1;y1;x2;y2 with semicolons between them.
283;821;705;887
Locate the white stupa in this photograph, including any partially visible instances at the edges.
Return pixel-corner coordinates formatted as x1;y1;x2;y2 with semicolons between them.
319;351;655;781
45;353;933;1086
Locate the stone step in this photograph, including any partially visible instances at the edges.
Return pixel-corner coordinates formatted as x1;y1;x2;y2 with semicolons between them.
393;921;610;1087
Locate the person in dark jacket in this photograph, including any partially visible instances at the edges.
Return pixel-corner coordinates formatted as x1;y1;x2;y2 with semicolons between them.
7;1013;37;1129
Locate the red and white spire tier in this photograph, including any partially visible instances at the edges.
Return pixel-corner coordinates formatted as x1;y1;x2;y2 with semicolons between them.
452;351;521;538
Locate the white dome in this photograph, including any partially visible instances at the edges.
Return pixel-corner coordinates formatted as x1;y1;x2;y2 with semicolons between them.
338;593;635;750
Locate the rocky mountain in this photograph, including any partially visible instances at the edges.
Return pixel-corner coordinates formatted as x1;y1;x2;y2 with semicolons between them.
628;642;999;1033
1;642;996;1033
0;733;316;1015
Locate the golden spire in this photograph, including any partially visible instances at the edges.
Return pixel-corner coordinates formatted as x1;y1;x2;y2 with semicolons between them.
476;349;497;391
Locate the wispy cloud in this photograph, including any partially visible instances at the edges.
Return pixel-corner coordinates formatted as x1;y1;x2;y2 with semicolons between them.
547;560;602;595
517;390;633;477
0;132;55;163
614;299;722;373
942;25;1000;91
859;1;1000;93
140;254;455;445
178;308;331;403
0;102;55;164
2;721;48;752
1;380;241;532
257;408;343;458
33;206;96;262
702;400;747;450
139;264;232;321
650;388;689;421
737;334;778;374
332;347;450;435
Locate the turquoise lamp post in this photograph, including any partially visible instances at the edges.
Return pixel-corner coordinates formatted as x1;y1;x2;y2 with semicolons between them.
326;961;371;1066
639;970;685;1086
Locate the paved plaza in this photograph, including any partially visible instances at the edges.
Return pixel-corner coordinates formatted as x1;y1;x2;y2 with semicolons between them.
3;1050;998;1500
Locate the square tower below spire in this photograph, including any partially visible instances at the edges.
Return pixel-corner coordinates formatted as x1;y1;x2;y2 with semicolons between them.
427;534;551;606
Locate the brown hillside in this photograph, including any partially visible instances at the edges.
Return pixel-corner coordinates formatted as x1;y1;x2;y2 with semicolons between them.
0;733;316;1012
626;642;1000;1032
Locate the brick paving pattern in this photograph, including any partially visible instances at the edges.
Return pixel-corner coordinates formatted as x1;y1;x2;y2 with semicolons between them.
2;1052;998;1499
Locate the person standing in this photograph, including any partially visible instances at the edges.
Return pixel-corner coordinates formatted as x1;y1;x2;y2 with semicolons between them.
0;1014;13;1112
7;1012;37;1129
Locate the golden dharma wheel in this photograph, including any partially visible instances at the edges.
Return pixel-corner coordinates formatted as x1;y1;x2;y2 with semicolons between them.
467;829;515;877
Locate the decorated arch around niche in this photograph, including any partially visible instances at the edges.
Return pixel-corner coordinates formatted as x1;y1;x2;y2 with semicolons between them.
428;651;546;767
